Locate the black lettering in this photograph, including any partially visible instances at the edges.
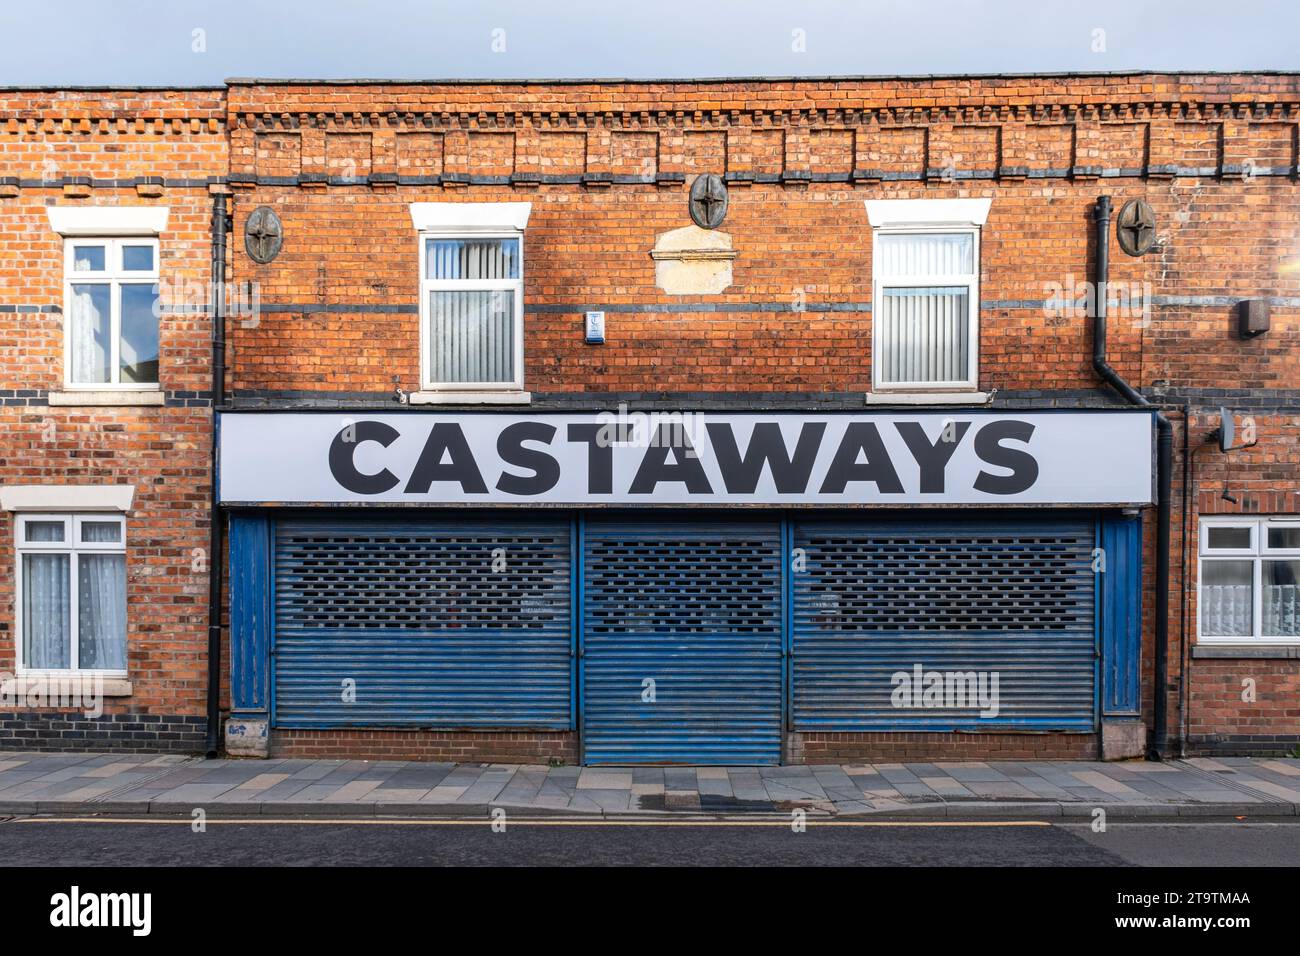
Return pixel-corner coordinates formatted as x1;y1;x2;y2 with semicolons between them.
629;425;713;494
973;420;1039;495
327;420;400;495
895;420;971;494
818;422;904;495
706;421;826;494
567;424;616;495
403;423;488;494
495;422;560;496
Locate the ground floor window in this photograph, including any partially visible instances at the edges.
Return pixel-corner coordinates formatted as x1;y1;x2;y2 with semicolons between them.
16;513;127;672
1199;516;1300;643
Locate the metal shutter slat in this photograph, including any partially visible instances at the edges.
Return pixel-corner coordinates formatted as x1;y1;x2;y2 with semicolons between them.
581;520;783;765
273;517;571;729
792;516;1097;732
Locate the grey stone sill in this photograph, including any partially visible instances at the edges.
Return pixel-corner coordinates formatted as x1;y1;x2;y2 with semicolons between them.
1192;644;1300;659
866;390;991;406
409;390;532;406
48;390;164;407
1;677;132;697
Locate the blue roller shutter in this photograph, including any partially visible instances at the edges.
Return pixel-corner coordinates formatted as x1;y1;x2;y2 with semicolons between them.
581;519;784;765
273;516;572;729
792;515;1097;732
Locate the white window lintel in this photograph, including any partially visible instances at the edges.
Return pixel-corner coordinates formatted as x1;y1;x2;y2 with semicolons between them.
409;201;532;233
47;206;169;237
0;484;135;513
865;198;992;228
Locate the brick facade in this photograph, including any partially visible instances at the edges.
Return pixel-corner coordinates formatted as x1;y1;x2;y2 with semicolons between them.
0;90;226;752
2;74;1298;761
270;729;577;764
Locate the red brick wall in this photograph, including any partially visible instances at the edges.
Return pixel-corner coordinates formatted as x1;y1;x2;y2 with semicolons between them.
271;729;577;764
221;76;1300;403
0;90;226;748
794;732;1098;763
1187;663;1300;755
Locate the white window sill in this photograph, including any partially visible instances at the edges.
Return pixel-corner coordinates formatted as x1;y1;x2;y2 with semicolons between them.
1192;643;1300;659
866;391;991;406
2;676;132;698
48;390;164;407
409;390;532;406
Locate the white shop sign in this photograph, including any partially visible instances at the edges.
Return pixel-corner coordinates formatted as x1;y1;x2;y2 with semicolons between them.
217;410;1154;506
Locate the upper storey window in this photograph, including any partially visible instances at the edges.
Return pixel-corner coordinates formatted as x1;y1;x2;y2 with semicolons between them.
866;199;991;395
411;202;531;402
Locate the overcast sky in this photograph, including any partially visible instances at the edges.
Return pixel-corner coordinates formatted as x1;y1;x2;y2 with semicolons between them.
0;0;1295;86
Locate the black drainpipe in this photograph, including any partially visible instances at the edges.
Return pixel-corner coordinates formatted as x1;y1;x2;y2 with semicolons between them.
204;192;229;758
1092;195;1173;760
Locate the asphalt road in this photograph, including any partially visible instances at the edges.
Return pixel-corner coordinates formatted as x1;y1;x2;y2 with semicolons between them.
3;818;1298;867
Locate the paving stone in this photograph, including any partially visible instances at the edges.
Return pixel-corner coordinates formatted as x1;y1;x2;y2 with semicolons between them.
423;785;469;802
288;761;345;781
367;788;429;804
569;788;630;811
663;769;699;790
919;776;975;797
241;777;317;801
860;787;903;799
811;767;858;789
763;778;829;802
323;779;387;802
1070;770;1142;796
1222;778;1300;802
877;766;923;785
697;775;733;797
664;790;701;811
151;783;243;803
944;767;1013;783
76;761;140;778
457;774;516;803
1261;760;1300;777
576;770;632;790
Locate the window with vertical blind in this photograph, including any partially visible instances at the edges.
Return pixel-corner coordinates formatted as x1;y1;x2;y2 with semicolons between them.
1199;516;1300;643
872;229;980;390
420;235;524;390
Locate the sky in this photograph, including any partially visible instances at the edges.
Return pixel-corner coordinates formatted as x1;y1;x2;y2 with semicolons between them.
0;0;1296;86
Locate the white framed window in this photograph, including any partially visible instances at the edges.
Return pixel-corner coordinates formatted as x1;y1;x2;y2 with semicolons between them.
411;202;531;400
63;238;161;389
15;513;128;674
867;198;990;393
1198;516;1300;644
416;230;522;390
418;233;524;392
